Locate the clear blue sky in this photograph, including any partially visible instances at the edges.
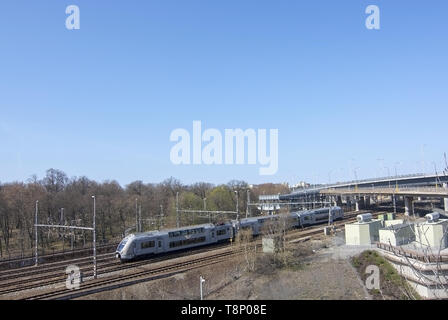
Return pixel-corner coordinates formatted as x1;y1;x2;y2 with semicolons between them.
1;0;447;186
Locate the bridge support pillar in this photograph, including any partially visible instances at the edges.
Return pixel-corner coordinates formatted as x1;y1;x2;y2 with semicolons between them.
359;196;366;209
365;196;371;207
346;197;353;211
392;195;397;214
444;184;448;212
336;196;343;207
332;196;337;206
355;197;360;212
404;196;414;216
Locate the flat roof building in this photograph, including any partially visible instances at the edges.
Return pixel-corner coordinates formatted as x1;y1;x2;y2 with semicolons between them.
345;218;382;246
415;219;448;250
379;223;415;247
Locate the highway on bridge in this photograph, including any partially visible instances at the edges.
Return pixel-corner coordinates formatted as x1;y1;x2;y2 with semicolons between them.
320;187;448;197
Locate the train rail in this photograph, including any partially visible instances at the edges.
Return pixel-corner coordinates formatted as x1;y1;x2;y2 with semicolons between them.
0;242;233;296
24;249;242;300
0;242;119;271
0;209;386;299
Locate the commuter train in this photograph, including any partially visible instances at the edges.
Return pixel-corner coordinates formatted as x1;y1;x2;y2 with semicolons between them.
115;206;343;262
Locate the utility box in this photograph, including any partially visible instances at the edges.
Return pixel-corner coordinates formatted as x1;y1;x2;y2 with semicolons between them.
262;236;283;253
379;223;415;246
415;219;448;250
387;213;396;220
345;220;382;245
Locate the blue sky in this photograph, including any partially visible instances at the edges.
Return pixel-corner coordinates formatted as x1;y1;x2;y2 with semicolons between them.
1;0;447;186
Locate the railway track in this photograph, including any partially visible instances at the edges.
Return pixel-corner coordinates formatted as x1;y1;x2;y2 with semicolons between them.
283;210;385;242
0;209;388;299
0;242;232;296
0;252;115;283
0;242;119;271
24;249;242;300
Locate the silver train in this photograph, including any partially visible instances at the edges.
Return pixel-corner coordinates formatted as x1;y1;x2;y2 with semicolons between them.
115;206;343;262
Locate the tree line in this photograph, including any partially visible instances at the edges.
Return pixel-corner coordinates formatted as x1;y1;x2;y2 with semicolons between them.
0;168;289;258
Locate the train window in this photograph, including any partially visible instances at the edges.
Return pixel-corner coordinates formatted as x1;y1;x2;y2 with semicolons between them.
169;240;182;248
169;227;208;238
117;239;127;251
158;241;162;247
168;227;207;238
212;232;215;237
217;229;226;236
169;236;206;248
141;241;155;249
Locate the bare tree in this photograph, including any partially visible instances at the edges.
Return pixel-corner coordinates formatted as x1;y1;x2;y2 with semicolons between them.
234;228;257;272
0;170;255;259
261;214;295;267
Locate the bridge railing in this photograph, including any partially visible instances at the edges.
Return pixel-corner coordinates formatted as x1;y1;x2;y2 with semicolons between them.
322;186;448;195
322;173;433;188
291;173;441;194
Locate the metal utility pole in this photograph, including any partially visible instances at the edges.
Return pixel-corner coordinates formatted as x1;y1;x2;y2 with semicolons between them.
176;192;180;227
92;195;97;279
394;162;400;191
200;275;205;300
71;230;74;250
444;153;448;175
204;198;210;223
35;200;38;266
234;191;239;221
35;204;97;278
160;205;164;229
138;204;142;233
60;208;64;225
354;167;359;191
432;161;440;188
135;198;138;233
246;189;250;218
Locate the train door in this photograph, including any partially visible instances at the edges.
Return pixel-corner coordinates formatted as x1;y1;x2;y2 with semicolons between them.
131;242;137;258
155;238;163;253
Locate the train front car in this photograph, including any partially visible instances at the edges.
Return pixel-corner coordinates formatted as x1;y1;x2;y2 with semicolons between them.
115;235;135;262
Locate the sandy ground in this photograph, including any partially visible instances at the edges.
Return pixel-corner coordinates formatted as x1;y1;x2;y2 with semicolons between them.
79;231;373;300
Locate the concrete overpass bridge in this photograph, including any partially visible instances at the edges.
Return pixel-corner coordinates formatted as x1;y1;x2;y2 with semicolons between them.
259;173;448;215
321;186;448;215
322;186;448;198
282;173;448;199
